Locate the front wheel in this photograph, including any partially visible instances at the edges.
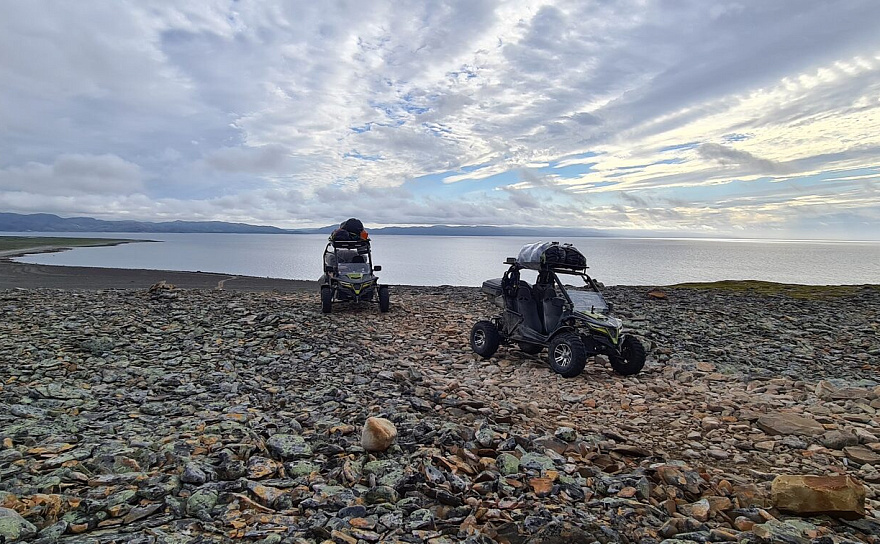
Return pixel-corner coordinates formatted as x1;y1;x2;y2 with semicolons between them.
609;335;646;376
547;333;587;378
378;285;390;313
470;321;500;359
321;286;333;314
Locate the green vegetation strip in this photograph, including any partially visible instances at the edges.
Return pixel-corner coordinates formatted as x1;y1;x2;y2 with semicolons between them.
670;279;878;299
0;236;138;251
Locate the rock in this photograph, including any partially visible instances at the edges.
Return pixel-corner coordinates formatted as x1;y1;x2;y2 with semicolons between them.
266;433;311;460
756;413;825;436
686;498;711;522
186;488;219;519
475;426;497;447
361;417;397;452
285;460;319;477
408;508;433;531
0;507;38;542
181;462;207;484
771;474;866;519
554;427;577;442
820;430;859;450
752;519;814;543
854;428;879;444
733;516;755;531
520;452;555;472
526;520;604;543
364;485;399;504
844;446;880;465
496;452;520;476
123;503;163;524
647;289;667;300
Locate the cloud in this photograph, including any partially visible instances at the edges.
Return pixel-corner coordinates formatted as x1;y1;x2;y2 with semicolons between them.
204;145;290;174
0;1;879;238
0;154;143;196
697;143;789;174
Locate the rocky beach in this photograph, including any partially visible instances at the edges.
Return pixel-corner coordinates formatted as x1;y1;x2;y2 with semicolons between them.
1;278;879;543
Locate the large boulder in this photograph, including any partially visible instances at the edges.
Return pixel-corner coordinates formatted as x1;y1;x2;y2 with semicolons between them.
361;417;397;452
771;475;866;519
756;413;825;436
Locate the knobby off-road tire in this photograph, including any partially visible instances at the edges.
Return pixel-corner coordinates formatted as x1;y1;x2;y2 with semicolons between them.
321;286;333;314
470;320;500;358
547;333;587;378
378;285;390;313
518;342;543;355
609;335;646;376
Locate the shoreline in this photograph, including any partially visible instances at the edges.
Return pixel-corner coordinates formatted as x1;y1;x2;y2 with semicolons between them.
3;256;879;294
0;259;319;292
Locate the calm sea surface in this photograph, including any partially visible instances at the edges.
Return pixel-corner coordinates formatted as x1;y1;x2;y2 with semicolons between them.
6;232;879;286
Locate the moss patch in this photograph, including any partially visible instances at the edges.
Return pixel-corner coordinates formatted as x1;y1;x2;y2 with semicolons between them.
669;280;879;300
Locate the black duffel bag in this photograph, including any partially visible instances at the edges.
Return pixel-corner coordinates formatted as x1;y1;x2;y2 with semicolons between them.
341;218;364;235
564;246;586;268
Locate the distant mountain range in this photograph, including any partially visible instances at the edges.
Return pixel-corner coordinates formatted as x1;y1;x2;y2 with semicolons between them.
0;213;610;237
0;213;288;234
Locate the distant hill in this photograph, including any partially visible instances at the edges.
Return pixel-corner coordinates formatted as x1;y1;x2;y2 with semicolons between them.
0;213;610;237
366;225;610;237
0;213;287;234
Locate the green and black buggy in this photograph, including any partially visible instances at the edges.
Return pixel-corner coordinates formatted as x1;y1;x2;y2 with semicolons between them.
320;238;390;313
470;241;645;378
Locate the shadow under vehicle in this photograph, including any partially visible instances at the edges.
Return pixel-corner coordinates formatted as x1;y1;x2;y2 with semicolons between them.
320;238;390;313
470;241;645;378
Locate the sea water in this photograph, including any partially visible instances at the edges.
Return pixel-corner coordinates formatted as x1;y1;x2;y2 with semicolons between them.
7;232;880;287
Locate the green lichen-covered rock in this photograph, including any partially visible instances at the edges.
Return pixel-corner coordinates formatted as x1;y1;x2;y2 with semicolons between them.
285;460;319;477
266;434;310;460
496;452;521;476
186;488;219;518
363;459;396;476
520;452;555;472
0;507;38;542
365;485;399;505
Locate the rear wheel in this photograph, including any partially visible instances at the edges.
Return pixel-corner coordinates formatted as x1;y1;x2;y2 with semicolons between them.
470;320;500;359
609;335;646;376
518;342;543;355
548;333;587;378
321;286;332;314
378;285;390;312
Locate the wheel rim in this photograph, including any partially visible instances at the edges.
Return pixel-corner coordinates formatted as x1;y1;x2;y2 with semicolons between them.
473;329;486;348
554;343;572;369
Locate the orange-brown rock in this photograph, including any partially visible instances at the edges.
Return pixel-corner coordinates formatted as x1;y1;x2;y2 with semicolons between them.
647;288;668;300
771;475;866;519
361;417;397;452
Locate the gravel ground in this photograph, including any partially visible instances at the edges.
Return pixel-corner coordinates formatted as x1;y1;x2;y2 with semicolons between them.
1;282;879;543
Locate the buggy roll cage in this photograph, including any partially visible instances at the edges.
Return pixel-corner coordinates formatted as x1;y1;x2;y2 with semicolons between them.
323;238;380;273
501;257;609;315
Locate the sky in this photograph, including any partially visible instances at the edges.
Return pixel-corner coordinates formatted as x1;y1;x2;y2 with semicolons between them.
1;1;880;239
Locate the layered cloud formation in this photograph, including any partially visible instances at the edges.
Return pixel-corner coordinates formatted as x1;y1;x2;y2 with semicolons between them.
2;0;879;238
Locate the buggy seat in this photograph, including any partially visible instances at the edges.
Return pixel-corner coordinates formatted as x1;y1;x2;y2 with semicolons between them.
324;239;371;274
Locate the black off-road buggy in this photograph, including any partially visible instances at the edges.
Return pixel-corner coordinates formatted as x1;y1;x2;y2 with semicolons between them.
470;241;645;378
320;238;390;313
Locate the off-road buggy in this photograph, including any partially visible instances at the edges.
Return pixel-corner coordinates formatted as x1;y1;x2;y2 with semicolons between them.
470;241;645;378
320;238;390;313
